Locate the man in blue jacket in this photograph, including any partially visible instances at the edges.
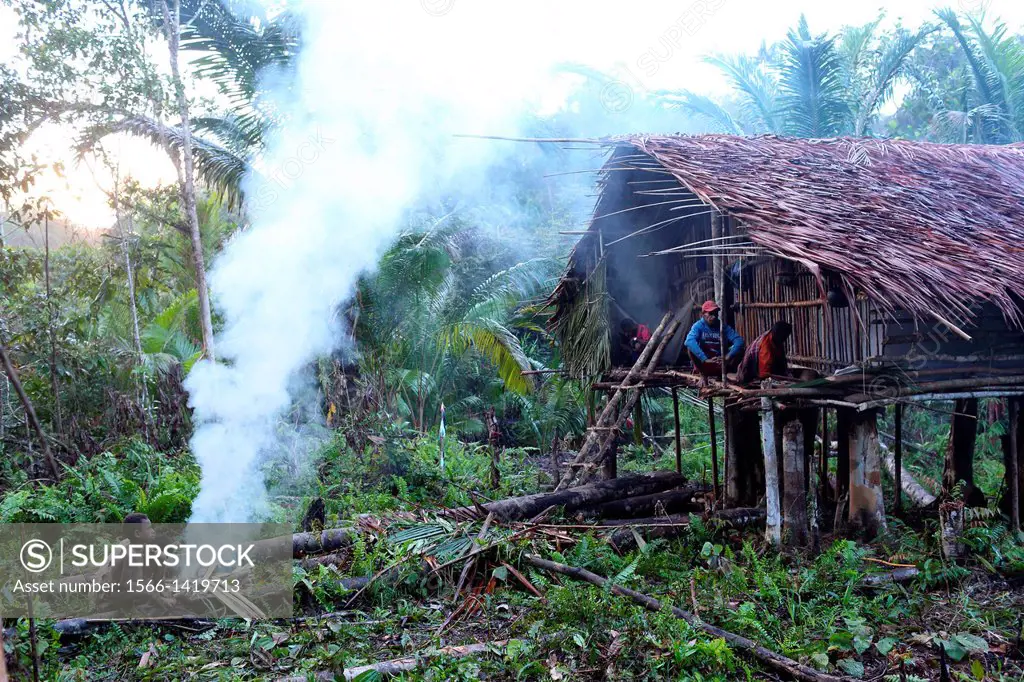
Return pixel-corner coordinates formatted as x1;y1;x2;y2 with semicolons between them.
685;300;744;384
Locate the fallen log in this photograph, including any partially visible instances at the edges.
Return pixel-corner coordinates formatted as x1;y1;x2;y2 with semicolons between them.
298;552;350;572
879;443;937;508
293;528;356;558
861;567;919;587
607;508;765;552
585;484;707;519
276;640;509;681
525;555;848;682
445;471;687;521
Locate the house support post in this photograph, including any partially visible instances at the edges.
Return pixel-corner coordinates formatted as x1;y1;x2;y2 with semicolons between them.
760;396;781;547
708;398;720;503
819;409;831;504
782;417;809;547
725;404;763;508
1003;398;1021;535
943;398;985;506
894;404;904;515
673;387;682;475
834;409;852;531
848;408;886;539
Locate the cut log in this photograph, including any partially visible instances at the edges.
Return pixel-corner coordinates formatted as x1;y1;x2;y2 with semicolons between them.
607;508;765;551
879;443;936;508
293;528;356;558
298;552;350;572
861;567;919;587
524;555;848;682
585;484;707;519
445;471;687;521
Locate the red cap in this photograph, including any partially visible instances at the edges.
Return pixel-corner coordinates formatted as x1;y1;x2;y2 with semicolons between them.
701;300;720;314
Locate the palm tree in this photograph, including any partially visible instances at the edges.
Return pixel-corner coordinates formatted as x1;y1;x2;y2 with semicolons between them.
934;9;1024;143
662;14;931;138
352;217;556;433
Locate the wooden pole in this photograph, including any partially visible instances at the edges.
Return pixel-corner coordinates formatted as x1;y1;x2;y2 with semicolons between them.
819;409;830;503
848;409;886;539
673;387;682;474
894;404;904;515
782;418;809;547
1009;399;1020;535
708;398;720;502
760;396;781;547
943;398;983;506
834;409;852;530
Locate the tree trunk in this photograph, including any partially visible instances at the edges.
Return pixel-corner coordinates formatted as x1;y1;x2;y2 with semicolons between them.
782;418;808;547
447;471;687;522
44;214;62;436
848;409;886;539
158;0;215;361
585;484;707;519
725;405;763;508
0;335;60;479
760;396;781;546
943;398;986;506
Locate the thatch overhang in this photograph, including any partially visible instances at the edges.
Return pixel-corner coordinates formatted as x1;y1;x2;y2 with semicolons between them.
550;134;1024;378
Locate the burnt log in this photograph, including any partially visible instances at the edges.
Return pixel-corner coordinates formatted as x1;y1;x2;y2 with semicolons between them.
607;508;766;551
445;471;687;522
585;484;707;519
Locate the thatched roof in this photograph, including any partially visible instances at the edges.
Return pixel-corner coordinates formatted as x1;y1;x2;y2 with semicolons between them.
557;134;1024;332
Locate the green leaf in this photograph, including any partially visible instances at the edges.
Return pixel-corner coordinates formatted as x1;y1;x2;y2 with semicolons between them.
935;638;967;662
953;633;989;654
971;659;985;680
837;659;864;678
492;566;509;581
875;637;898;655
353;671;382;682
572;632;586;648
810;652;830;670
853;635;873;655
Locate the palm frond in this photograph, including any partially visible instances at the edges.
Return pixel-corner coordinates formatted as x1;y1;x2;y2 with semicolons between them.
778;15;853;137
655;90;746;135
704;54;780;133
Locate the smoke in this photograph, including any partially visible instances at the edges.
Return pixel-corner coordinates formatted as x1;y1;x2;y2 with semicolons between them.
183;3;573;522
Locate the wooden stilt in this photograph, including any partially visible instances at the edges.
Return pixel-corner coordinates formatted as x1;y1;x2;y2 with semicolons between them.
943;398;984;506
848;409;886;539
760;396;780;547
1009;399;1020;535
708;398;720;502
782;418;808;547
834;409;852;530
819;409;830;503
894;404;904;515
673;387;682;475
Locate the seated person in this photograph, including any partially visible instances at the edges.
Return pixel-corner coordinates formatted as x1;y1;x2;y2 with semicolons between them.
736;320;792;385
617;318;651;364
685;300;744;382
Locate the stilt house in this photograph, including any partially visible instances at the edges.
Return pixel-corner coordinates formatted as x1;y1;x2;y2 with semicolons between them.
549;134;1024;542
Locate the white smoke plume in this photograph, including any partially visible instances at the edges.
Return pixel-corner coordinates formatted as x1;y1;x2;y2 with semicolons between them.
184;2;583;522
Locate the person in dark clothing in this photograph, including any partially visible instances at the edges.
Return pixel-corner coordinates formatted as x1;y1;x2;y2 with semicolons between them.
736;320;792;385
618;318;652;364
684;300;744;383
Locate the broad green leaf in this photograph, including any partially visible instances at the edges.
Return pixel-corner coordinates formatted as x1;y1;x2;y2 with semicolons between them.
875;637;898;655
810;652;830;670
954;633;988;654
935;638;967;662
837;659;864;678
853;635;873;655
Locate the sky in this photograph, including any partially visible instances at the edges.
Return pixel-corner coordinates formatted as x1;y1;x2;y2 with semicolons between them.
1;0;1022;230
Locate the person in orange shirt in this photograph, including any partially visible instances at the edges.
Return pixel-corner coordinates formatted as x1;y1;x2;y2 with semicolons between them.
736;321;792;385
